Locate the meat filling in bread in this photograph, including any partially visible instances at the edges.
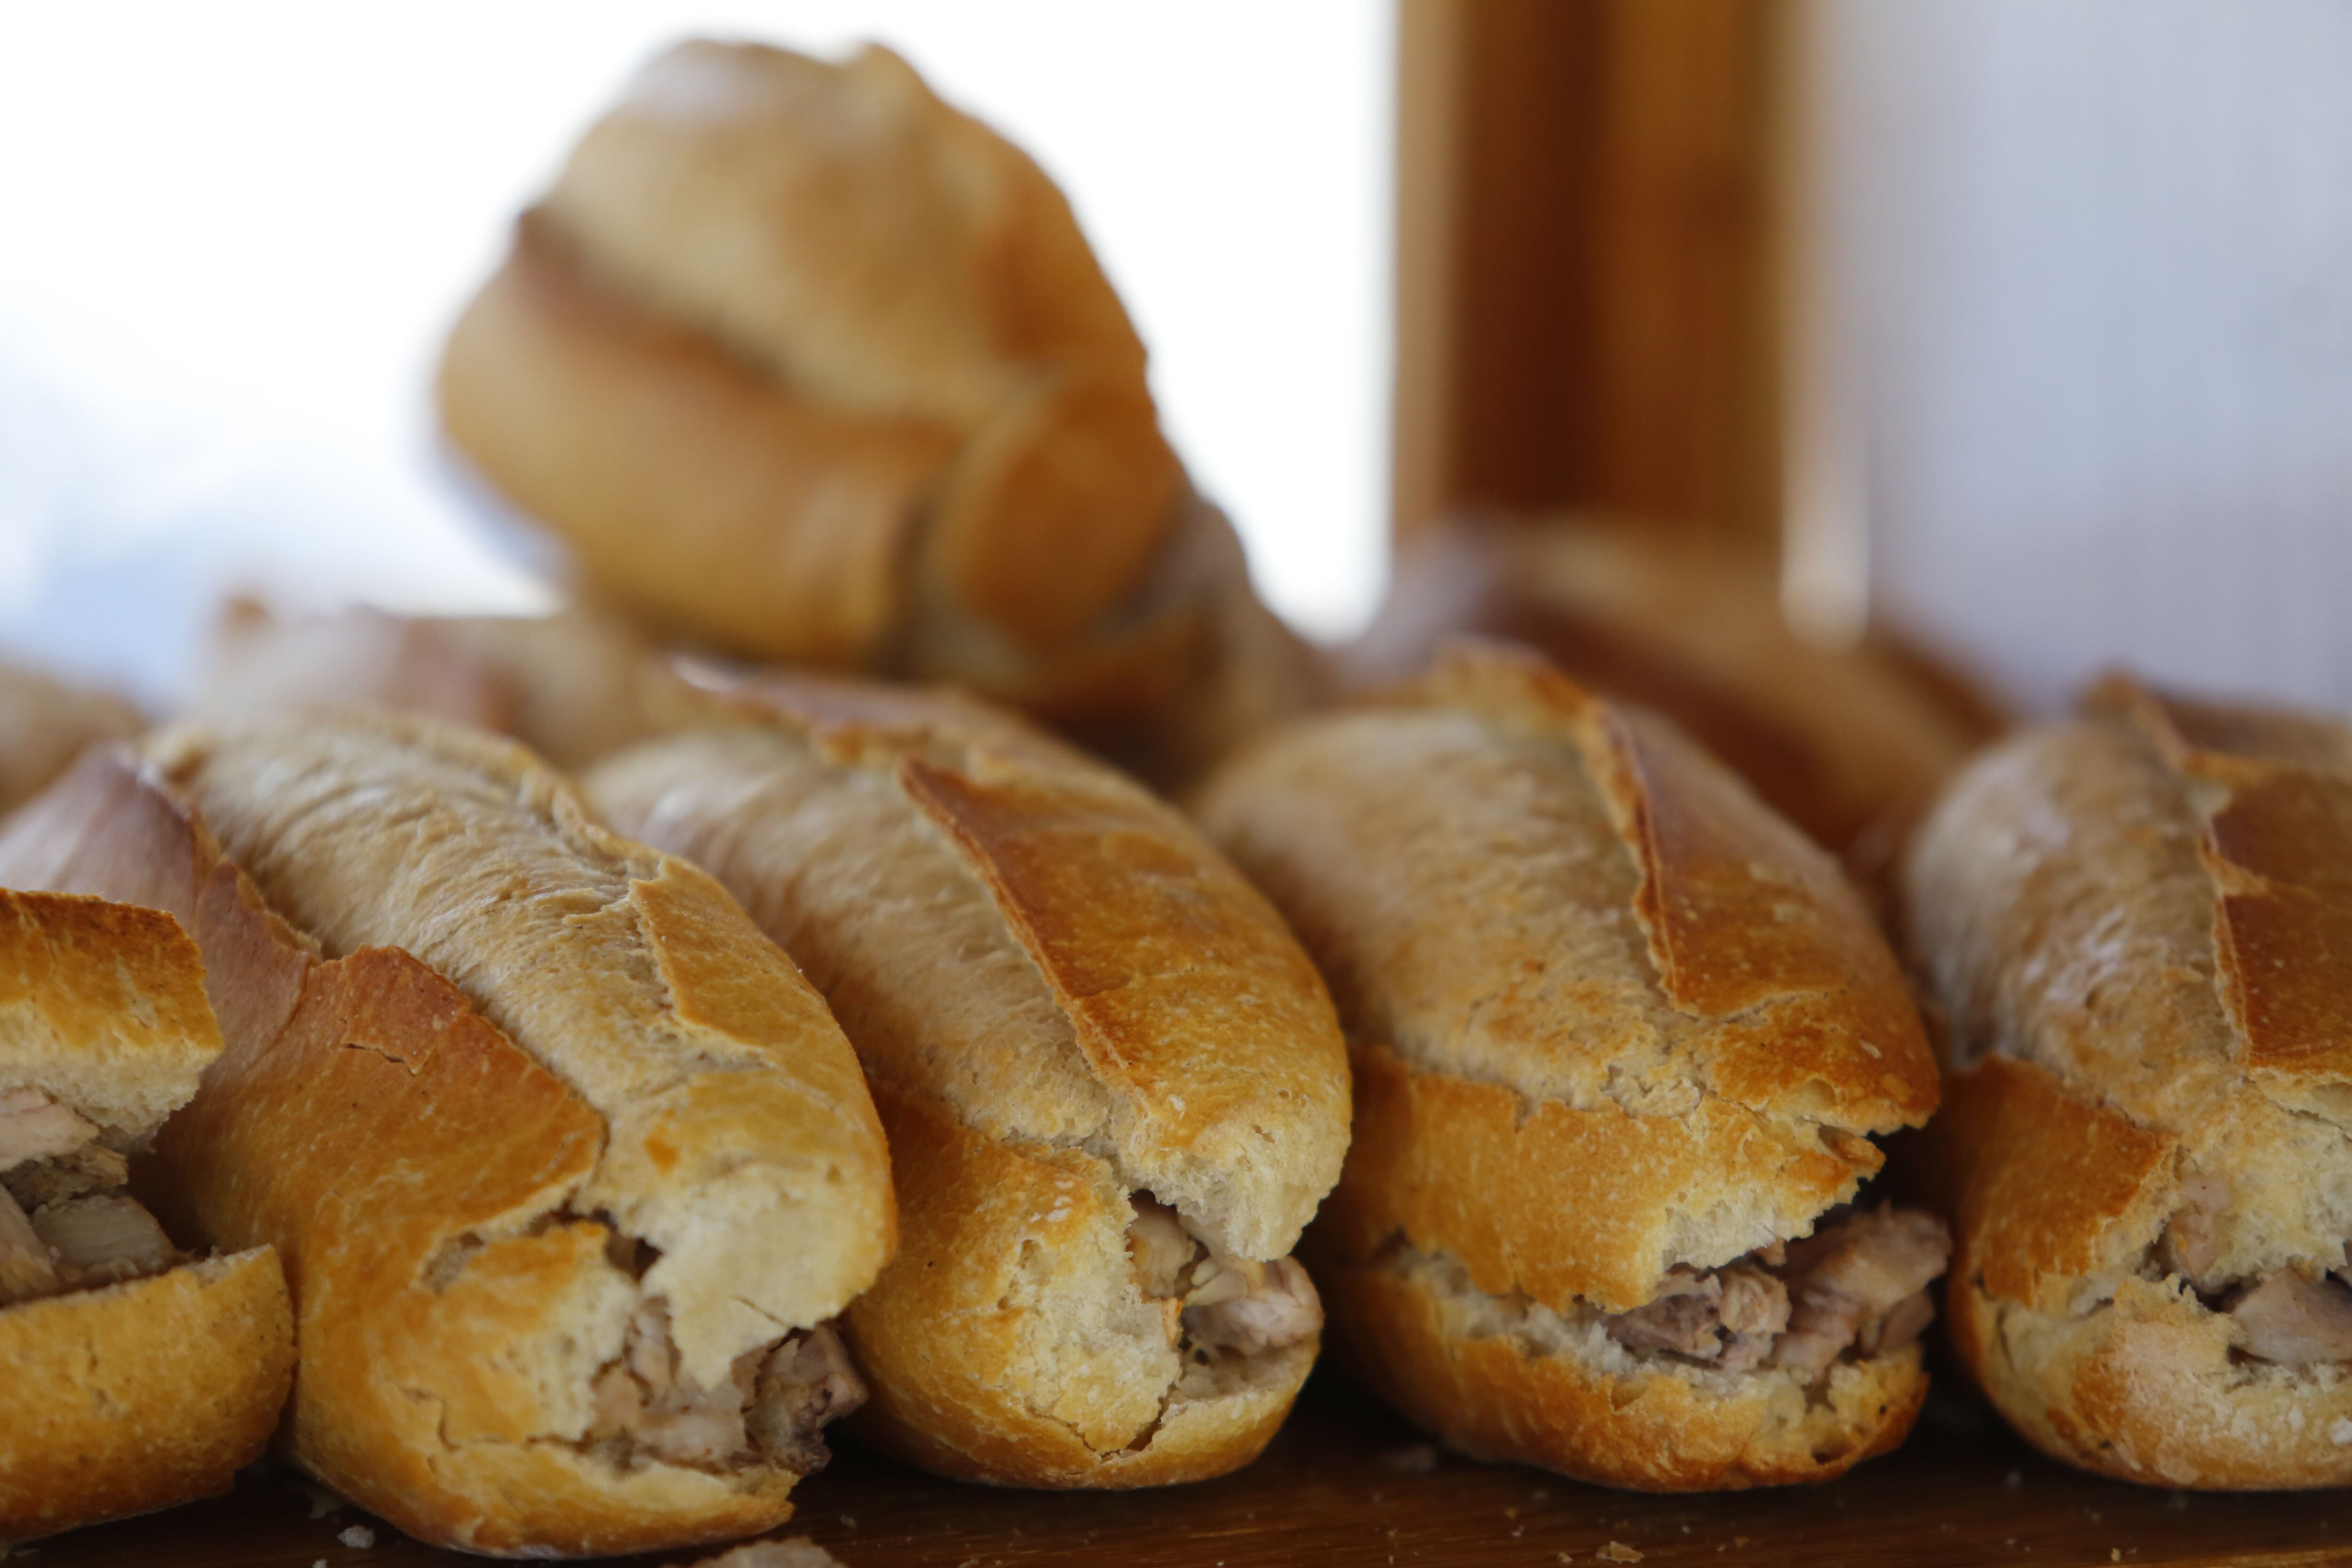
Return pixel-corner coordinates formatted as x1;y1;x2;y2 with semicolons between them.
0;1087;184;1305
1601;1206;1951;1381
1128;1195;1322;1362
583;1299;866;1476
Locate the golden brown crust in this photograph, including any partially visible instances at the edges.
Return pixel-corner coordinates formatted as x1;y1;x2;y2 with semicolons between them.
0;1249;294;1541
1318;1046;1877;1316
894;756;1347;1258
1312;1245;1927;1492
535;40;1182;654
1428;645;1938;1130
675;669;1350;1260
585;672;1345;1487
439;217;954;667
1199;642;1935;1295
443;39;1189;689
919;374;1183;652
2083;674;2352;1092
0;743;888;1556
0;889;223;1138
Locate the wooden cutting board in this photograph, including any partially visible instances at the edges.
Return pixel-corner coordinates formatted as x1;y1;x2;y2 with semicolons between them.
27;1373;2352;1567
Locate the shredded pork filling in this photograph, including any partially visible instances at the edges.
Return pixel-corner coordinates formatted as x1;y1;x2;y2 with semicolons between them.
2142;1172;2352;1368
0;1087;182;1306
1603;1205;1951;1378
583;1298;865;1473
1127;1195;1322;1362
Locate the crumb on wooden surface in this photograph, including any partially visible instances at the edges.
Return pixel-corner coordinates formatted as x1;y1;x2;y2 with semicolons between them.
674;1539;844;1568
1378;1444;1439;1474
336;1525;374;1550
1597;1544;1644;1564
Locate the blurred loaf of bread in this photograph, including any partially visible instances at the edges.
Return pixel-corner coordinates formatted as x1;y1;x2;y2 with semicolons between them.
438;40;1313;782
199;600;703;771
0;663;144;816
1343;519;2004;852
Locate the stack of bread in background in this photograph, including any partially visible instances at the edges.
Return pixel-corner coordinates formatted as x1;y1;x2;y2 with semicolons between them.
3;32;2348;1562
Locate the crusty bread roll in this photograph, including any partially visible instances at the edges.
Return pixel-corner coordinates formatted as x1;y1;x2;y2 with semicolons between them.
584;671;1350;1486
200;599;703;771
437;41;1314;783
1193;641;1949;1490
0;713;894;1556
1901;673;2352;1488
1343;520;2002;853
0;888;294;1542
0;663;144;818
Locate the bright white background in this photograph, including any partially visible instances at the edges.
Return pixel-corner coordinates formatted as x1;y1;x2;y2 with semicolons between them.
0;3;1395;703
1816;0;2352;716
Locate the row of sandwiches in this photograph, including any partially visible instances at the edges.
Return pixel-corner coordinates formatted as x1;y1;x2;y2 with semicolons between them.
5;34;2344;1559
4;630;2348;1557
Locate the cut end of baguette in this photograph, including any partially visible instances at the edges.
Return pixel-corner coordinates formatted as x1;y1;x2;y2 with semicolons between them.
1953;1270;2352;1489
0;889;222;1143
0;1246;294;1542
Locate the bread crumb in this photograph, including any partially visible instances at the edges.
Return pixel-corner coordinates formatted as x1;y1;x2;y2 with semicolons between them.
1597;1545;1644;1564
1378;1443;1440;1474
675;1542;843;1568
336;1526;374;1550
1556;1554;1573;1564
2112;1552;2122;1562
303;1484;348;1520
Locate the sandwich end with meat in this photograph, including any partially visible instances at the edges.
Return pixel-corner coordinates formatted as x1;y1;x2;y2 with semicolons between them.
1196;640;1950;1490
1902;674;2352;1489
0;887;295;1542
0;718;894;1555
585;670;1351;1488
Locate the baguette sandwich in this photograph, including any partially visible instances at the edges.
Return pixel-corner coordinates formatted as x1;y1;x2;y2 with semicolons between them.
584;672;1351;1486
1193;642;1949;1489
437;40;1317;784
0;888;293;1541
0;711;894;1555
1901;674;2352;1488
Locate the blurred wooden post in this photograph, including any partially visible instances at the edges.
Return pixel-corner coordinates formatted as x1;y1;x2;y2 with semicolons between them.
1392;0;1792;544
